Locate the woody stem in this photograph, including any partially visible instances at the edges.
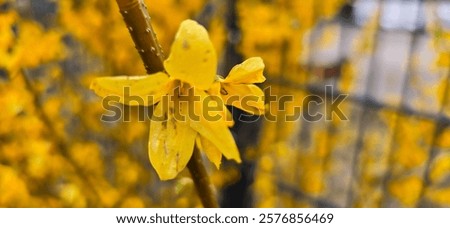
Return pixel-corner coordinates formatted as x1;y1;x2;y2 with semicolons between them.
115;0;219;208
187;146;219;208
115;0;165;73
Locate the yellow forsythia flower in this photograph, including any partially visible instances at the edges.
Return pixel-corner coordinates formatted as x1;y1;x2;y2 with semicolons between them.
90;20;265;180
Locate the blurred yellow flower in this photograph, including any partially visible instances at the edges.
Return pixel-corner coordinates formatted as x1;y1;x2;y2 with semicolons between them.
91;20;265;180
0;165;30;207
388;176;422;207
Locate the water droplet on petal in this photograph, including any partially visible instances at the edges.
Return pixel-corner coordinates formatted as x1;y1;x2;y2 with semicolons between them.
128;27;133;31
140;49;145;53
151;47;156;52
146;28;151;33
123;10;128;14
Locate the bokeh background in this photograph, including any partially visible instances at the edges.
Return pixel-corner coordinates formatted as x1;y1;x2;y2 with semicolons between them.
0;0;449;207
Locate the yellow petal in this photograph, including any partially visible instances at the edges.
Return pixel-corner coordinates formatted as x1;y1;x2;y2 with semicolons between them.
188;89;241;163
148;101;197;180
206;80;234;127
225;57;266;84
209;95;234;127
196;136;222;169
207;80;222;96
164;19;217;90
221;84;265;115
90;72;169;106
221;105;234;127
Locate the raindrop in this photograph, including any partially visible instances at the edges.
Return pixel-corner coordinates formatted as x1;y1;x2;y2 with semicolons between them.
140;49;145;53
123;10;128;14
151;47;156;52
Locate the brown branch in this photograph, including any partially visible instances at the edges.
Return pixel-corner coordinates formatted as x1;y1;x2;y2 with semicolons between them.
115;0;219;208
116;0;165;73
187;146;219;208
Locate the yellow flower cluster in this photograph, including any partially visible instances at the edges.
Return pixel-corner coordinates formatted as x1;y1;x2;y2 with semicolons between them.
243;0;346;207
0;11;64;75
237;0;345;78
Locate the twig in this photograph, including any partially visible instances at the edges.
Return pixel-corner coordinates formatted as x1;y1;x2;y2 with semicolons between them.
116;0;165;73
187;147;219;208
115;0;219;207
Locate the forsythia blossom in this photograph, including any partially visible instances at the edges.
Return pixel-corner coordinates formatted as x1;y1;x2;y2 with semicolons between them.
91;20;266;180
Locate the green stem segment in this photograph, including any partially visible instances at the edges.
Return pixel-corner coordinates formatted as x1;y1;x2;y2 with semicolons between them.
115;0;219;208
